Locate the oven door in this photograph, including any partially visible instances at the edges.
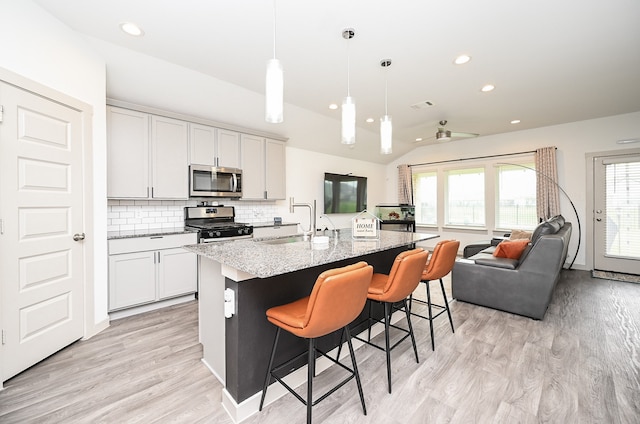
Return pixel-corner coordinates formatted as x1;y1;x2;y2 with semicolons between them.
190;165;242;198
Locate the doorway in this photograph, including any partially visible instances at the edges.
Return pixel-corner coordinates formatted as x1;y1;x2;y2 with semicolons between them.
592;150;640;274
0;73;91;384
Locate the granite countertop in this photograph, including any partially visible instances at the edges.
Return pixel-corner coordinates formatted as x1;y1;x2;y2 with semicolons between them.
251;221;298;228
107;227;198;240
184;229;438;279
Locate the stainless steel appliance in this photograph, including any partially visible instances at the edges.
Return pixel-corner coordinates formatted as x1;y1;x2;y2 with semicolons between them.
189;164;242;198
184;205;253;243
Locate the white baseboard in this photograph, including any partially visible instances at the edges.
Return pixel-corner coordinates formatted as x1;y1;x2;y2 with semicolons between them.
109;294;196;320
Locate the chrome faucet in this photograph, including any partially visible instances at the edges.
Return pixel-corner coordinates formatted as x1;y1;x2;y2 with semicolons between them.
290;197;316;240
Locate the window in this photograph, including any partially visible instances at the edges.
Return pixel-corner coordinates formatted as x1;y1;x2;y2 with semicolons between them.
412;171;437;225
495;163;537;229
445;168;485;227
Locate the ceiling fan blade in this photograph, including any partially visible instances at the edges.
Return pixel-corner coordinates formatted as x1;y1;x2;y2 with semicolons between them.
450;131;479;138
412;135;436;143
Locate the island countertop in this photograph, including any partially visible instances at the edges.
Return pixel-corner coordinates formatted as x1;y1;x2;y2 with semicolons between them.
184;229;438;278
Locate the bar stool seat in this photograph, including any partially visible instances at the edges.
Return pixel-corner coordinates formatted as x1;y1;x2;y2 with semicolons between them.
259;261;374;424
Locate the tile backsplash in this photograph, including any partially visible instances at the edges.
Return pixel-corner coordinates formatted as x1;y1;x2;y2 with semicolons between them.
107;199;282;232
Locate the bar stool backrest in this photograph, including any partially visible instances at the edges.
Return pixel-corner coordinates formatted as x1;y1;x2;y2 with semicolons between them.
422;240;460;281
303;261;374;338
380;248;429;303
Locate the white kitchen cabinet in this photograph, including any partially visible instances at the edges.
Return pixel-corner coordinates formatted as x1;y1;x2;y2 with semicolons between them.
216;129;241;168
240;135;286;200
108;233;197;312
240;134;265;199
107;107;149;198
107;106;188;199
265;138;286;199
151;115;189;198
189;125;240;168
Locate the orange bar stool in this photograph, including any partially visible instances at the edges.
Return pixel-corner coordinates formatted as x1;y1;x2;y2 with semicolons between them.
353;248;428;393
410;239;459;351
258;261;374;424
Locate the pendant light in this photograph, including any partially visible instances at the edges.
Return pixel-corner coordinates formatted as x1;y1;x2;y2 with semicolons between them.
341;28;356;145
380;59;392;154
265;0;283;123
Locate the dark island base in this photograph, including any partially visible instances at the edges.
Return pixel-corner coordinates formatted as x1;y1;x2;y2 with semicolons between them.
224;246;409;403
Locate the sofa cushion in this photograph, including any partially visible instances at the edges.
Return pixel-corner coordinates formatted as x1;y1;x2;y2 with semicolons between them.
493;239;530;259
530;219;560;244
509;229;532;240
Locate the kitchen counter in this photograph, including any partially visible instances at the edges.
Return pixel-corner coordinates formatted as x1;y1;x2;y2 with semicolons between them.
107;227;197;240
188;229;438;422
184;229;435;278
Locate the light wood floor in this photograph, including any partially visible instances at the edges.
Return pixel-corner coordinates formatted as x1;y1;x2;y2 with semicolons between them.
1;270;639;423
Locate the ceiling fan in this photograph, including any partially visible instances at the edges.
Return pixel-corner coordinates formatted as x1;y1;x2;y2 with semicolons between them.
416;120;479;143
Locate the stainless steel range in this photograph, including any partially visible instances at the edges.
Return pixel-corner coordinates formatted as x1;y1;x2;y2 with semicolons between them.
184;205;253;243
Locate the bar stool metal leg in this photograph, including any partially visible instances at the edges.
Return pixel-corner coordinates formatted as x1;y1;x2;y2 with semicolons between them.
259;327;281;411
440;278;455;332
402;299;419;363
345;326;366;415
383;302;392;393
426;280;435;351
307;338;314;424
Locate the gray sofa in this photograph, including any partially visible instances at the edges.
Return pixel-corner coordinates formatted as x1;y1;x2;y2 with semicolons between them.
452;215;572;320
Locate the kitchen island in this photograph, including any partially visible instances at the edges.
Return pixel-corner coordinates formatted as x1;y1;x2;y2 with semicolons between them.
184;229;438;422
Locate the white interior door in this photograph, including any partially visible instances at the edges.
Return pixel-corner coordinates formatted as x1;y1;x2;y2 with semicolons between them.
0;81;85;381
593;154;640;274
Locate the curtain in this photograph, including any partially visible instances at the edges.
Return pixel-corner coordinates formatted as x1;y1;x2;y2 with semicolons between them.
398;164;413;204
535;146;560;220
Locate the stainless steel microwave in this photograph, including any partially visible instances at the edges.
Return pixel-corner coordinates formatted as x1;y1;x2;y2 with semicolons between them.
189;165;242;198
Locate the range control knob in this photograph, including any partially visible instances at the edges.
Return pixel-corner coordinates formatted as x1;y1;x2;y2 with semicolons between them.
208;231;214;238
215;231;221;237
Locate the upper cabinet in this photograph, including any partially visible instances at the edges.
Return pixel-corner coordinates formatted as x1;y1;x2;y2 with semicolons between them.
189;124;240;168
240;135;286;200
265;138;286;200
107;103;285;200
107;107;149;198
107;106;188;199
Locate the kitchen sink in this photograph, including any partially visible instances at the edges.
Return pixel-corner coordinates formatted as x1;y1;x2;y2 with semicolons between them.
257;235;309;245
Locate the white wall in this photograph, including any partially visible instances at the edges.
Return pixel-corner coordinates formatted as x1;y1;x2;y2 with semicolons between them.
386;111;640;268
0;0;108;330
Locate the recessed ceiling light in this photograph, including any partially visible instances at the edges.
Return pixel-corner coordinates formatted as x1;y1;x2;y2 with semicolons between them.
328;103;338;110
415;137;423;142
511;119;521;124
481;84;495;92
454;55;471;65
366;118;374;123
120;22;144;37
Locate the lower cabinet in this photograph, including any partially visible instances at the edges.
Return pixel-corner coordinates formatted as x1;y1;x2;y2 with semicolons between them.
108;233;197;312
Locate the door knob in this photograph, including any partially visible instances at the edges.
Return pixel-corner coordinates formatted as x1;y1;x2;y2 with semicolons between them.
73;233;86;241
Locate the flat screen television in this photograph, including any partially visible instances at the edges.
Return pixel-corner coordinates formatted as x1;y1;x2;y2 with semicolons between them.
323;172;367;214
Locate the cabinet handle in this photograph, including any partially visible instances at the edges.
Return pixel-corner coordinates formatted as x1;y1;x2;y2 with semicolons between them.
150;236;163;239
157;251;161;263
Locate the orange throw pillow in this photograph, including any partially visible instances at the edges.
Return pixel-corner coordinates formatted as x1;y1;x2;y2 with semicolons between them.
493;239;530;259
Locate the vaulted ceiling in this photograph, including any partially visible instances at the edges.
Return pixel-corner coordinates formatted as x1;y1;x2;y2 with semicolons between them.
35;0;640;163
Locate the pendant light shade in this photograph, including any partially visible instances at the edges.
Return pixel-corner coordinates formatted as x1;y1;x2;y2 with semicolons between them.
265;0;283;123
265;58;283;123
380;59;392;154
341;28;356;145
342;96;356;144
380;115;392;154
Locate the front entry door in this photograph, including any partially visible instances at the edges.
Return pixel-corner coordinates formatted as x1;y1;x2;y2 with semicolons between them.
0;80;85;381
593;153;640;274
